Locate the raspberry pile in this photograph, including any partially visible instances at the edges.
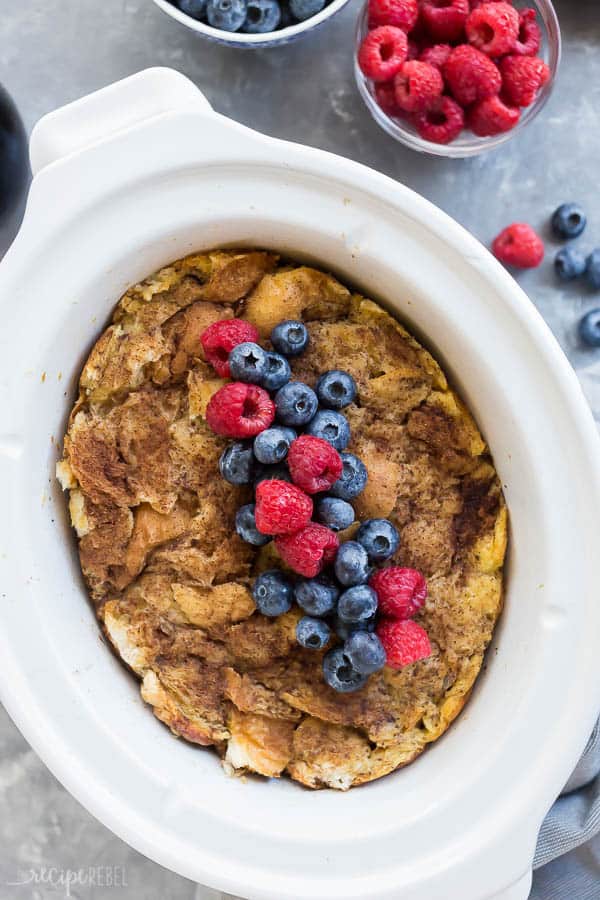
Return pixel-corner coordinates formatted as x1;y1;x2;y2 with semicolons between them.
357;0;550;145
201;316;432;693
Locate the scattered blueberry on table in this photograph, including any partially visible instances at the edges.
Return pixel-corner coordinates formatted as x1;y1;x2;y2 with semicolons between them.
202;316;432;692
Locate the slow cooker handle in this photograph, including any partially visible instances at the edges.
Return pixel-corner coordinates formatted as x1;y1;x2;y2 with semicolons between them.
29;67;212;176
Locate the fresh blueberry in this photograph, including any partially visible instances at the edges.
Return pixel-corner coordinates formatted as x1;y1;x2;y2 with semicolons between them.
254;462;292;487
322;647;368;693
261;352;291;391
315;496;355;532
243;0;281;30
274;381;318;426
206;0;247;30
306;410;350;451
333;616;375;641
289;0;324;18
334;541;371;586
356;518;400;562
315;370;357;409
330;452;368;500
337;584;378;625
219;441;255;485
551;203;586;240
271;320;309;357
554;247;586;281
344;631;386;675
586;249;600;290
229;341;268;383
579;309;600;348
177;0;207;18
279;1;295;25
253;570;293;617
295;575;339;616
296;616;331;650
235;504;271;546
253;426;296;465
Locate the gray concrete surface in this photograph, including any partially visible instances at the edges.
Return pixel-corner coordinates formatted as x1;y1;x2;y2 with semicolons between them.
1;1;599;897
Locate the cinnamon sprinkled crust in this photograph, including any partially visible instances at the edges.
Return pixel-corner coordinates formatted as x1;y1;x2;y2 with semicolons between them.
57;250;507;789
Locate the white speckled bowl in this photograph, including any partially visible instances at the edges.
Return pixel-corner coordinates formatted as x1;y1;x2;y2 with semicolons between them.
152;0;351;47
1;69;600;900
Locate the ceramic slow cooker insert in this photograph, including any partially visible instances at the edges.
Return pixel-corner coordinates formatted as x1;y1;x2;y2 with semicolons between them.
1;68;600;900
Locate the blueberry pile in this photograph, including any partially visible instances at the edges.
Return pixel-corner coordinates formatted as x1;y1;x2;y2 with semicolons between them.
213;318;399;692
551;203;600;348
170;0;330;34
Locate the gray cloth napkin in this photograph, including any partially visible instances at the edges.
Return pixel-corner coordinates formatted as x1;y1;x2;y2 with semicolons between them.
530;361;600;895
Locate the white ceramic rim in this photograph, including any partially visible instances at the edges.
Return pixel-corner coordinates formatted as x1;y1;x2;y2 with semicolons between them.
152;0;351;46
1;70;600;900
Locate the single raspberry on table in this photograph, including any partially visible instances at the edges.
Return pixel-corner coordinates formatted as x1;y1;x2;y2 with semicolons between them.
288;435;343;494
514;8;541;57
443;45;501;107
370;567;427;619
419;43;452;70
468;94;520;136
254;479;313;536
413;96;465;144
206;382;275;438
419;0;470;44
368;0;418;31
376;619;432;669
275;524;340;577
500;55;550;107
358;26;409;82
492;223;544;268
394;60;444;113
375;81;403;117
200;319;259;378
465;2;519;56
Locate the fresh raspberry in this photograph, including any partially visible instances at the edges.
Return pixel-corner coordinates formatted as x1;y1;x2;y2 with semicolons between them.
206;382;275;438
375;81;403;117
275;524;340;578
468;0;503;8
254;479;313;536
394;60;443;113
468;94;520;136
443;45;501;107
376;619;432;669
514;8;541;57
413;96;465;144
500;55;550;107
370;567;427;619
368;0;418;31
492;223;544;268
465;2;519;56
200;319;259;378
420;0;469;43
358;26;408;82
287;435;343;494
407;38;420;60
419;43;452;70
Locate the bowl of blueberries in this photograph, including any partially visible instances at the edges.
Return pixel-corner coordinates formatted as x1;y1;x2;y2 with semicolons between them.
154;0;350;45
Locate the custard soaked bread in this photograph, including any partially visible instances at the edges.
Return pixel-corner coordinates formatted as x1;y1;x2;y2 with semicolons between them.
57;250;507;790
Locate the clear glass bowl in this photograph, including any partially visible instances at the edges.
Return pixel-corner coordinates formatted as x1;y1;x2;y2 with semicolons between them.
355;0;561;158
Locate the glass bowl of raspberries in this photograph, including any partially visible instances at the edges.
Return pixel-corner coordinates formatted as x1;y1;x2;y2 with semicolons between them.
355;0;561;156
153;0;350;45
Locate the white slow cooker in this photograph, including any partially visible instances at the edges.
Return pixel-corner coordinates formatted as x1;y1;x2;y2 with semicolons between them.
1;68;600;900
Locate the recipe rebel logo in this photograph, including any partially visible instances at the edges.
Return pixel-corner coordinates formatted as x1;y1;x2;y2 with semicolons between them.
3;864;128;897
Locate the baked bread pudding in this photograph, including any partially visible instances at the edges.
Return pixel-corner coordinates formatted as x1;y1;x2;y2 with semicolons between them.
57;249;507;790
